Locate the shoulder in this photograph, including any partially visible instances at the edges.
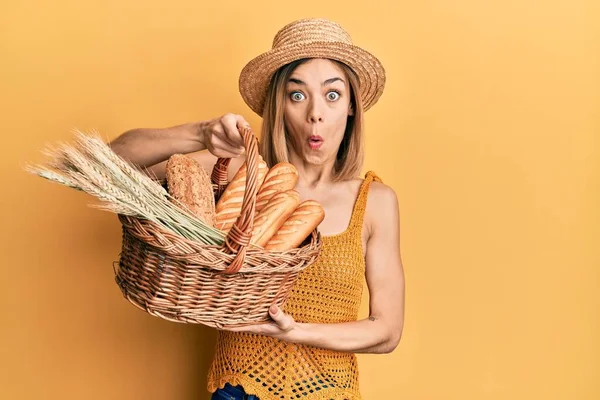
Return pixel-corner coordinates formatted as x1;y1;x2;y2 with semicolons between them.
368;181;398;209
336;177;364;197
365;181;400;236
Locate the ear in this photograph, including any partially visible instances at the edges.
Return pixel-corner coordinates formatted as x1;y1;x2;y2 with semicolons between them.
348;102;355;116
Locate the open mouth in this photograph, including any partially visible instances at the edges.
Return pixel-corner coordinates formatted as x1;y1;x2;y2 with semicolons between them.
308;136;324;149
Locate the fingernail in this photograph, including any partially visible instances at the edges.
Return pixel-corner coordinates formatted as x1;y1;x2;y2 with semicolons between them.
269;305;277;314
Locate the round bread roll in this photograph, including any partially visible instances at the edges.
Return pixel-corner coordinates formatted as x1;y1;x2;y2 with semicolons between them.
165;154;215;226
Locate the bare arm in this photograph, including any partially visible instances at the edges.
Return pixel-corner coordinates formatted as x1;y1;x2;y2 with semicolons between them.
109;114;249;182
231;183;406;354
108;122;207;168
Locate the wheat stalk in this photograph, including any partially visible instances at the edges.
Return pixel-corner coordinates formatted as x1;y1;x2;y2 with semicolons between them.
25;131;226;245
73;131;226;241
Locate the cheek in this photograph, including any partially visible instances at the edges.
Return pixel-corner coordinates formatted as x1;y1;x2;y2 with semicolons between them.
283;109;295;135
330;107;350;138
284;103;301;127
283;106;305;147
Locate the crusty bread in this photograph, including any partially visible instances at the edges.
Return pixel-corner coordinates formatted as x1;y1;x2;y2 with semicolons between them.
165;154;215;226
264;200;325;251
214;156;268;233
250;190;300;247
255;162;298;213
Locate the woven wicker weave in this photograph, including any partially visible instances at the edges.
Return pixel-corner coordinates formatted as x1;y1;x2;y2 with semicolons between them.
114;127;322;328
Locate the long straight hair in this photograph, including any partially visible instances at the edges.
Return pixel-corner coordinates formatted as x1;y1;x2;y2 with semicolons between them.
259;58;365;182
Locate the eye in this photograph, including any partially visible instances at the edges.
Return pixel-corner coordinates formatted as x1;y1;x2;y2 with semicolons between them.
326;91;340;101
290;91;305;102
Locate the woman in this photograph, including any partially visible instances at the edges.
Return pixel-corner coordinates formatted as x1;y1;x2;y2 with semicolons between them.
110;18;405;400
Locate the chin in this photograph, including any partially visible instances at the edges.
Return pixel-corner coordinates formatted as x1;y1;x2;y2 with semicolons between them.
302;153;331;166
290;144;335;166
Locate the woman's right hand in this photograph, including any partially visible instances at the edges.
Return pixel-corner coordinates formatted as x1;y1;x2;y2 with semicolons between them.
200;113;250;158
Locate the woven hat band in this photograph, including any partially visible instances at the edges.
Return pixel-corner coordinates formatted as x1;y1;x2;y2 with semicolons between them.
272;19;353;48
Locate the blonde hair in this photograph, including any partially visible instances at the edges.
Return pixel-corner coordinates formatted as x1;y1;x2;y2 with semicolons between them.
259;59;365;182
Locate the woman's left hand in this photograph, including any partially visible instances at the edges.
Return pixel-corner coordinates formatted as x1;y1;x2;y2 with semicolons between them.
226;305;304;343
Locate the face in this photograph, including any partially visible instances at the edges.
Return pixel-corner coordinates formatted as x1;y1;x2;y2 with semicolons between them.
283;58;354;166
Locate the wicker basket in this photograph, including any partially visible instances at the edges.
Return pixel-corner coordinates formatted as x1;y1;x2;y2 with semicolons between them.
113;127;322;328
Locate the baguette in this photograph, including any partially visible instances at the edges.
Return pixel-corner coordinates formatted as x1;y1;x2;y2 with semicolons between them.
250;190;300;247
265;200;325;251
255;162;298;213
165;154;215;226
214;157;268;232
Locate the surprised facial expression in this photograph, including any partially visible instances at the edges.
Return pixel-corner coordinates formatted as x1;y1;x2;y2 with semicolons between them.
283;58;354;166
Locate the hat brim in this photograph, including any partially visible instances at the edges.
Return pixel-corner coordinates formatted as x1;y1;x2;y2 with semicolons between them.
239;41;386;116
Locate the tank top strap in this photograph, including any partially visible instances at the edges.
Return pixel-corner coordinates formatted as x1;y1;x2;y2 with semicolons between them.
348;171;382;232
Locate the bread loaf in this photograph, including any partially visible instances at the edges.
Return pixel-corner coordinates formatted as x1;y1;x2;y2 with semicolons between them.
250;190;300;247
265;200;325;251
165;154;215;226
255;162;298;213
214;157;268;232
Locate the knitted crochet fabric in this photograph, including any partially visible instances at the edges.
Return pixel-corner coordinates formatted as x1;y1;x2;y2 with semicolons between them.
207;171;381;400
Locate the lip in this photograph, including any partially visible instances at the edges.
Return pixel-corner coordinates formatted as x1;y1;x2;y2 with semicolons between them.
308;135;324;150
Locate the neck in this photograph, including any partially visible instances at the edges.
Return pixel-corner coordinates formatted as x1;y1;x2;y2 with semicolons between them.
288;151;337;189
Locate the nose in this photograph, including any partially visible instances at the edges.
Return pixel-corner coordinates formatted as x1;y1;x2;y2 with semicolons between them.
308;98;324;123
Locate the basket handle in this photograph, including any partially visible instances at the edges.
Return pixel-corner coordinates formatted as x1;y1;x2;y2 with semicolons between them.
210;126;260;274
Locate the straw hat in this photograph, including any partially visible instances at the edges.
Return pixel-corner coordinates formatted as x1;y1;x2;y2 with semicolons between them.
239;18;386;116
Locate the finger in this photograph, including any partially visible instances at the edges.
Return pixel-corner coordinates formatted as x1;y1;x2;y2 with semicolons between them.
234;115;251;152
208;135;243;158
229;323;278;336
235;114;251;130
205;121;224;145
221;114;244;147
269;305;295;331
213;144;244;159
228;325;259;333
204;136;227;158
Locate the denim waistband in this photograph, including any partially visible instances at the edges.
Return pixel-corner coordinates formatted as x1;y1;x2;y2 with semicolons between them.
212;383;259;400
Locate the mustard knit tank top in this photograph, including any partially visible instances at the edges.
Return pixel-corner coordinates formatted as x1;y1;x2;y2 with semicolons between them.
207;171;382;400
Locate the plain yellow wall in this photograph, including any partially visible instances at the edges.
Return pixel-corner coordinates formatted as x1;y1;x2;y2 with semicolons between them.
2;0;598;399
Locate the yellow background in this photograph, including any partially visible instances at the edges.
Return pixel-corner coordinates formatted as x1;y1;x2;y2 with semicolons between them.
2;0;598;399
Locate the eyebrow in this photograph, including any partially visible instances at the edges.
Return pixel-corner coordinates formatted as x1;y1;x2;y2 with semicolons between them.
288;77;345;86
